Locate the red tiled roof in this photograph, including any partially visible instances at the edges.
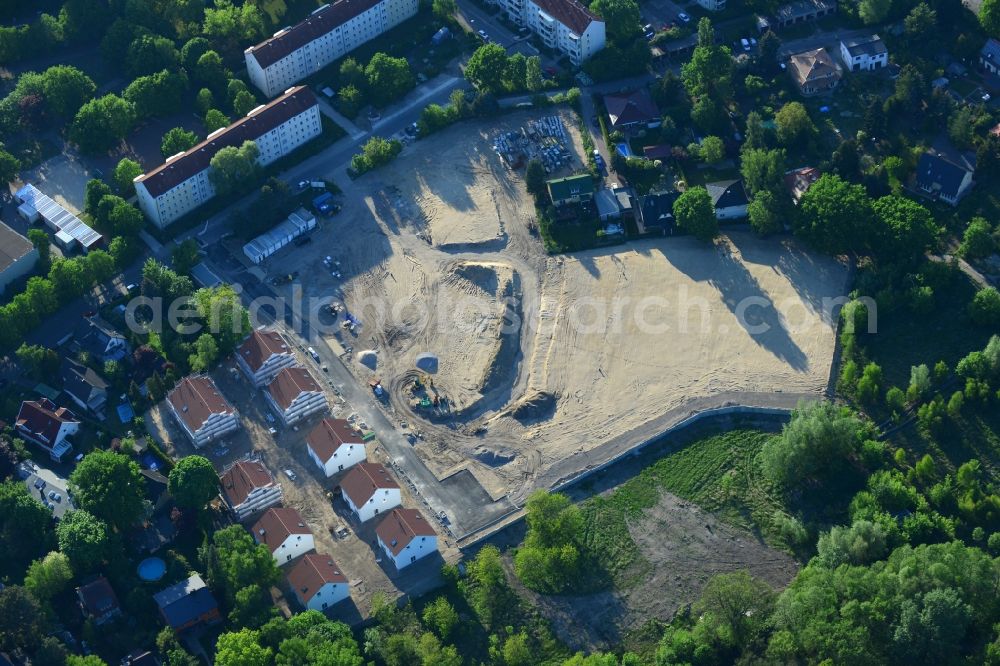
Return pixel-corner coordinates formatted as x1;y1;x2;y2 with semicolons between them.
251;507;312;552
16;399;79;445
340;462;399;506
247;0;384;69
530;0;599;36
167;375;235;432
136;87;317;197
239;330;290;372
287;553;347;602
220;460;276;506
376;508;436;556
267;367;321;411
306;418;363;462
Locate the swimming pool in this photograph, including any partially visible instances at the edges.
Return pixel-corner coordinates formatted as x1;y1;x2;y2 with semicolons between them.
137;557;166;582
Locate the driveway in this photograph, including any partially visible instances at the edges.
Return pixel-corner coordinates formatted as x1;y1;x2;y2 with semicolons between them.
18;460;76;520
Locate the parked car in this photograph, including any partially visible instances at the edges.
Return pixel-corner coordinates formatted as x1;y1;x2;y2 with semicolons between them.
308;346;320;361
678;12;690;22
477;29;489;41
741;38;750;51
283;469;298;481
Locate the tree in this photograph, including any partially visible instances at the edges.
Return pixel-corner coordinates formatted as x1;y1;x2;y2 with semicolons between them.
56;510;111;572
871;195;938;263
0;481;54;565
905;3;937;42
126;34;179;78
762;400;865;488
204;108;230;132
0;148;19;184
748;190;784;236
774;102;815;148
673;187;718;242
351;136;402;174
171;238;201;275
161;127;199;158
526;55;543;92
27;229;49;266
84;179;112;215
432;0;457;18
338;84;364;118
700;135;725;163
959;217;995;258
202;0;266;58
69;451;147;529
340;57;367;90
859;0;891;23
740;148;786;196
589;0;641;42
232;89;257;117
168;455;218;509
465;44;509;93
24;551;73;601
113;158;142;196
214;629;272;666
16;343;59;379
209;140;259;195
365;53;413;106
70;94;135;154
181;36;211;69
982;0;1000;36
970;287;1000;327
0;586;47;652
229;584;276;628
515;491;585;593
697;571;776;650
525;159;547;200
796;174;873;254
105;198;144;237
681;19;733;99
37;65;96;117
201;526;280;604
67;657;109;666
194;51;230;94
422;597;458;640
123;69;188;118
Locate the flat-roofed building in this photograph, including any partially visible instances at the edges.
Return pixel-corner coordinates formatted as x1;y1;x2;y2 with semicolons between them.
0;221;37;293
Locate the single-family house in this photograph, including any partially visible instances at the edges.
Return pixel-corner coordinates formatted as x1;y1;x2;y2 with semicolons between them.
265;366;327;426
839;34;887;71
340;462;401;523
76;317;129;363
237;330;296;387
287;553;349;611
603;89;660;131
76;576;121;625
981;38;1000;75
306;417;367;477
784;166;821;203
252;507;315;564
914;152;975;206
220;459;283;520
636;190;680;234
547;173;595;207
707;180;749;219
153;574;221;632
376;508;438;570
772;0;836;28
167;375;240;448
594;186;634;221
61;357;109;414
15;399;80;461
788;48;842;96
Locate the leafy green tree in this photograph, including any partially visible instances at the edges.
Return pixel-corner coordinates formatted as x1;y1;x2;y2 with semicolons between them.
796;174;873;254
589;0;641;42
422;597;458;640
84;179;112;215
161;127;199;158
16;343;59;379
67;657;109;666
365;53;414;106
700;135;725;163
229;584;276;629
748;190;784;236
681;19;733;99
460;545;514;629
37;65;96;117
171;238;201;275
126;34;179;78
907;363;932;401
195;51;230;94
981;0;1000;35
515;491;585;593
859;0;891;23
70;94;136;154
69;451;147;529
204;108;230;132
24;551;73;602
201;526;280;604
193;285;250;356
740;148;786;196
56;510;111;572
195;87;215;115
871;195;937;263
525;158;547;200
338;84;364;118
168;455;218;509
340;57;367;90
762;400;865;488
959;217;995;258
970;287;1000;327
351;136;402;174
432;0;457;19
214;629;272;666
113;158;142;196
27;229;50;266
202;0;266;58
856;362;883;405
180;36;211;69
0;481;54;565
465;44;509;93
232;90;257;117
0;586;47;652
673;187;718;242
33;635;69;666
697;571;776;650
209;140;259;194
774;101;815;148
815;520;888;568
526;56;543;92
0;149;19;184
123;69;188;118
904;1;937;41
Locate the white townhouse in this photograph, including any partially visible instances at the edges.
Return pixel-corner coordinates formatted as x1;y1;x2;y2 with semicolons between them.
134;87;321;229
220;460;284;520
502;0;605;65
237;330;297;387
340;462;401;523
167;376;240;448
15;399;80;462
306;418;367;477
838;34;887;72
252;507;315;564
265;366;328;426
245;0;419;98
287;553;350;611
375;508;438;570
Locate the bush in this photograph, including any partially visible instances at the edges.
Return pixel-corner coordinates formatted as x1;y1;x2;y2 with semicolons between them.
969;287;1000;327
350;136;403;175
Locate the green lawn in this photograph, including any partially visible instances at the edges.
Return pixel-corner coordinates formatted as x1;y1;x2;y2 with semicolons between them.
576;430;794;590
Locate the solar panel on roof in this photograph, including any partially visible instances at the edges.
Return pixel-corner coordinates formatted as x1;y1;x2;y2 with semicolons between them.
15;184;102;249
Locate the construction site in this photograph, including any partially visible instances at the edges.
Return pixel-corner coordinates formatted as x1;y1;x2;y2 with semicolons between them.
265;106;852;524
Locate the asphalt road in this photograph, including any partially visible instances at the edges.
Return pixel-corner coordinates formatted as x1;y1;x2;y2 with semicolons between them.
455;0;521;47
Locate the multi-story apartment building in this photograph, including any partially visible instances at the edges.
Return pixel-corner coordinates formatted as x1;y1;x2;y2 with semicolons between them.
167;376;240;448
237;330;297;387
500;0;605;65
245;0;419;98
134;87;321;229
265;366;328;426
220;460;284;520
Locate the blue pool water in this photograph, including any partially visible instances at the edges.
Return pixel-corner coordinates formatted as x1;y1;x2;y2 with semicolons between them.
137;557;166;581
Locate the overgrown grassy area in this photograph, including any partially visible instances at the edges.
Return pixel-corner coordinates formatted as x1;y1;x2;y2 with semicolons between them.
576;430;792;590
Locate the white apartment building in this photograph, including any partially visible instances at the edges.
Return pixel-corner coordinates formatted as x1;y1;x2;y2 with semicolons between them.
167;376;240;448
134;87;321;229
237;330;297;387
245;0;419;98
306;418;367;477
501;0;605;65
220;460;284;520
341;462;401;523
252;507;315;564
265;366;328;426
376;508;438;570
287;554;349;611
